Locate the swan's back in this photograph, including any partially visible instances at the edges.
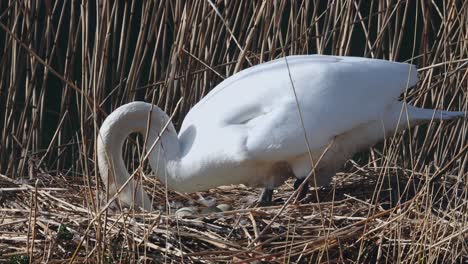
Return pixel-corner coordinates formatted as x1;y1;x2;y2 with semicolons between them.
180;55;417;153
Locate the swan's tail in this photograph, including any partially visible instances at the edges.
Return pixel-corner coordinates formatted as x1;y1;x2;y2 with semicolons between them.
407;105;467;126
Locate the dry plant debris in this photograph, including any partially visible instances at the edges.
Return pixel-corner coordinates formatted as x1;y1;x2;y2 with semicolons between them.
1;166;466;263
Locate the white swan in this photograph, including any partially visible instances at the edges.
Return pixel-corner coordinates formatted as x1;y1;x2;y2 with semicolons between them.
97;55;466;210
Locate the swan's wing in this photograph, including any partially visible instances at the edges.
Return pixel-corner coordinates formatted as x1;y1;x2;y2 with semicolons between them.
236;56;417;161
181;56;344;131
181;55;418;161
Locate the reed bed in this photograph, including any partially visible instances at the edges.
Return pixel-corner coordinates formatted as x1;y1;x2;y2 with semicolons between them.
0;0;467;263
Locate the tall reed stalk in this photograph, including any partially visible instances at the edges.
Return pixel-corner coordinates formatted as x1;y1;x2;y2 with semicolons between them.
0;0;466;262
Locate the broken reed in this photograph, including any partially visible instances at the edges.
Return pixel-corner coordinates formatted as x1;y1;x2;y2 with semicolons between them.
0;0;466;262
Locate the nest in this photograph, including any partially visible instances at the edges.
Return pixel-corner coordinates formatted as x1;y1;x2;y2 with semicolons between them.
1;167;466;263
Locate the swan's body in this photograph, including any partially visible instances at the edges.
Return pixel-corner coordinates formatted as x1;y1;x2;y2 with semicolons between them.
98;55;465;210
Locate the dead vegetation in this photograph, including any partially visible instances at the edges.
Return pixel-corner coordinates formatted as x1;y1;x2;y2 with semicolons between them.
0;0;467;263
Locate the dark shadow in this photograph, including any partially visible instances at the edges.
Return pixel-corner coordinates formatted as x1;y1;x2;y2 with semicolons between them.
178;125;196;158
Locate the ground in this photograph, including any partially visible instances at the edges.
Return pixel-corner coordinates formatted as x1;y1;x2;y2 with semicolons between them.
0;167;466;263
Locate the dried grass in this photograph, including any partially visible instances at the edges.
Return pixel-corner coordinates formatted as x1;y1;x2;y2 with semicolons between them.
0;0;467;263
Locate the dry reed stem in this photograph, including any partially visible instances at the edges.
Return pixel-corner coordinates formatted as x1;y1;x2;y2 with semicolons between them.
0;0;467;263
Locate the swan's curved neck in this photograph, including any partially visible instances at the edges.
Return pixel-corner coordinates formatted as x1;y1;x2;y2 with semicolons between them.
97;102;180;209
